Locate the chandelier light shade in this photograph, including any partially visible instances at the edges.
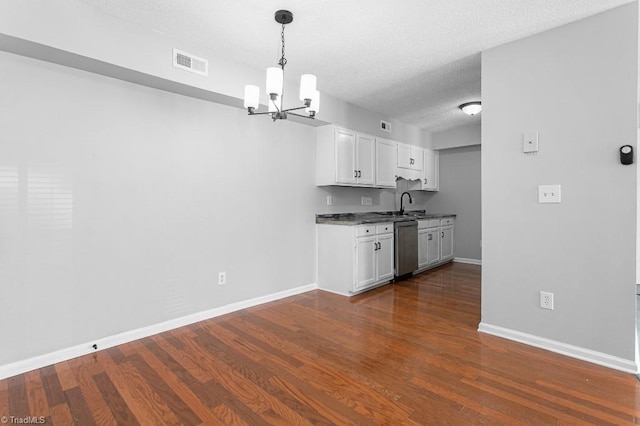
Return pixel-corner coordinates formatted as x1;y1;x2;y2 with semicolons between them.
459;101;482;116
243;10;320;121
243;85;260;109
299;74;317;103
265;67;283;96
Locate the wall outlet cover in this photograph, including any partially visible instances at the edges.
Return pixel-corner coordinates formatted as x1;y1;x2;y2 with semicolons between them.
538;185;561;203
540;291;554;310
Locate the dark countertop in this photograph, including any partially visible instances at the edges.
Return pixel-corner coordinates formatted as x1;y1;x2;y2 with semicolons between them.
316;210;456;225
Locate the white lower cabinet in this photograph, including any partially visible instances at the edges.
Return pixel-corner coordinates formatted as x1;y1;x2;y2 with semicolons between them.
417;217;454;271
440;225;454;261
355;235;377;289
375;232;394;282
318;223;394;296
418;227;440;269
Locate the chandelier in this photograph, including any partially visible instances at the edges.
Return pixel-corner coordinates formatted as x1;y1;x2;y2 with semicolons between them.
243;10;320;121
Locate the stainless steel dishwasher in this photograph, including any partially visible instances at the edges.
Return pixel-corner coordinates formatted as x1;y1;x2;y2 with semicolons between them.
394;220;418;278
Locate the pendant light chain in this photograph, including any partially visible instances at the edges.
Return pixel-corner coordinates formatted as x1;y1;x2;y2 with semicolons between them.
278;22;287;69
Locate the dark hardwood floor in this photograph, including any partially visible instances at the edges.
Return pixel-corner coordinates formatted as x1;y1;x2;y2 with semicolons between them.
1;262;639;424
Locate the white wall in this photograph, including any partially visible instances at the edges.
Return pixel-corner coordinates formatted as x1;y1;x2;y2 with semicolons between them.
0;51;319;366
314;179;434;215
0;0;433;372
0;0;424;147
432;124;481;150
481;3;638;366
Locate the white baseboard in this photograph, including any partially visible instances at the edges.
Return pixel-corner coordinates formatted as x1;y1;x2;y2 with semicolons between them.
478;322;638;374
317;287;350;297
454;257;482;265
0;283;318;380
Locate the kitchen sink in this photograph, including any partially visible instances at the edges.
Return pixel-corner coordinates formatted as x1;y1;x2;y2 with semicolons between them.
375;211;418;218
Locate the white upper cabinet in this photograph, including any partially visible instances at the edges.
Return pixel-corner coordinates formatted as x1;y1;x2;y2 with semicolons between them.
397;143;423;171
396;143;423;181
375;138;397;188
356;133;375;186
317;125;436;191
316;126;375;187
335;128;357;184
421;149;439;191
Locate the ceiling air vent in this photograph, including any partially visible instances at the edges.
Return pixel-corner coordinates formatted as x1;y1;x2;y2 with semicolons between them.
380;120;392;133
173;49;208;76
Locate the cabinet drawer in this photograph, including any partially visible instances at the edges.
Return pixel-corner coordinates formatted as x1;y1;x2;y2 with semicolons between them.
376;223;393;235
440;217;454;226
419;219;440;229
356;225;376;237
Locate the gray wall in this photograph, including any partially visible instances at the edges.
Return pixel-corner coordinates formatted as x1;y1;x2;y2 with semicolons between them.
424;145;482;261
0;51;319;366
482;3;637;361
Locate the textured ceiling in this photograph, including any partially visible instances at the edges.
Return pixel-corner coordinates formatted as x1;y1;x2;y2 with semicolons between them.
74;0;633;132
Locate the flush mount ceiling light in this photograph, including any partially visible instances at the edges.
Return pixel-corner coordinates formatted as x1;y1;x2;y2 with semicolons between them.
459;101;482;116
243;10;320;121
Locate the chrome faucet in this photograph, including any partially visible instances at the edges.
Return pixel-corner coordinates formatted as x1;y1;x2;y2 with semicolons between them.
399;191;413;215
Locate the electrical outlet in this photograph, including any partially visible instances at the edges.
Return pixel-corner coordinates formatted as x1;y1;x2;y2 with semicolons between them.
540;291;554;310
326;195;332;206
538;185;561;203
218;272;226;285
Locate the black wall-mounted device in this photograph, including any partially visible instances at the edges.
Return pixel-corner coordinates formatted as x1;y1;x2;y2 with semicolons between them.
620;145;633;165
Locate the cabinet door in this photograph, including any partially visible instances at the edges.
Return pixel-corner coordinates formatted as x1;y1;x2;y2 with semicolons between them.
356;133;375;186
418;229;429;269
335;128;356;184
355;236;377;289
376;139;397;188
422;149;439;191
411;147;423;171
440;225;454;261
397;144;412;169
427;229;441;265
376;233;394;282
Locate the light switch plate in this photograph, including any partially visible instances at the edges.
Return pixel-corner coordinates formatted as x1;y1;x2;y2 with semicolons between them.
539;185;561;203
523;131;539;153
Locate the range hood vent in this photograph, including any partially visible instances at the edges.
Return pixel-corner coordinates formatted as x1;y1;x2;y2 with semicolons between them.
173;49;208;76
